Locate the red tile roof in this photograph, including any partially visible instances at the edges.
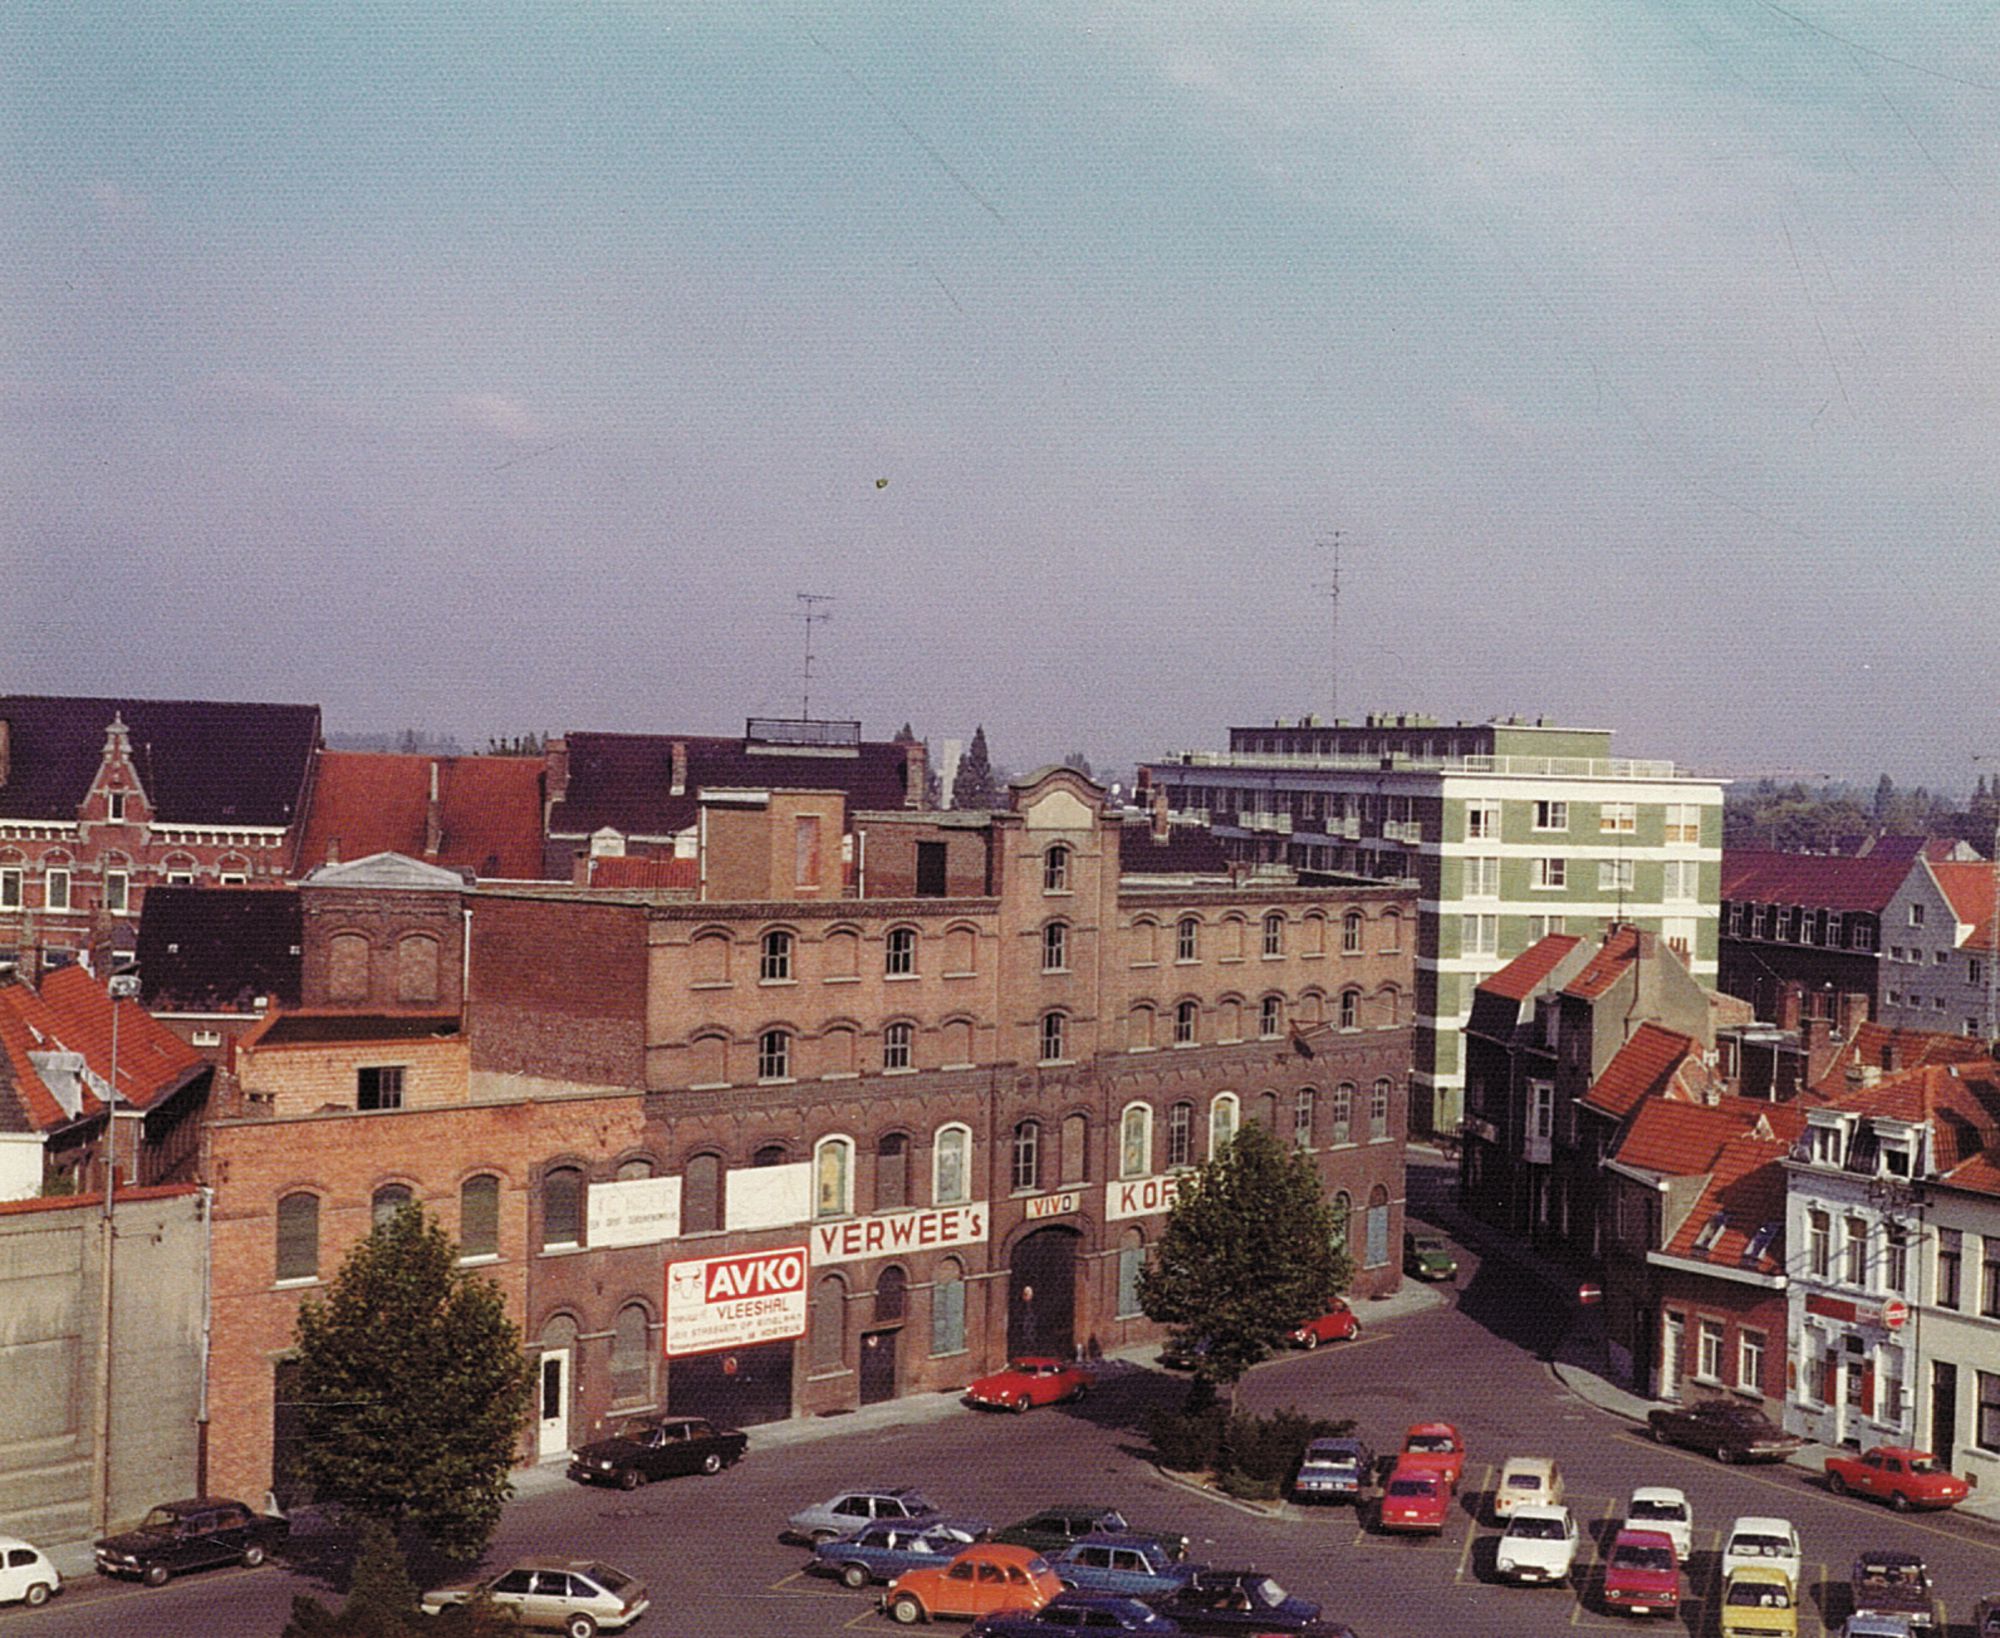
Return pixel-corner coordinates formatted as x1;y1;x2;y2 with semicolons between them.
1660;1125;1797;1273
1563;925;1646;1001
1478;935;1583;1001
1614;1095;1806;1179
1582;1023;1702;1119
1930;861;1998;931
585;856;699;891
1815;1023;1987;1091
1940;1150;2000;1197
1720;849;1912;913
297;752;546;879
0;968;205;1134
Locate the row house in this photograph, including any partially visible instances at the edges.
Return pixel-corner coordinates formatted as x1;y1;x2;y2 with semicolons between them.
1878;857;1999;1037
198;770;1418;1505
0;697;320;968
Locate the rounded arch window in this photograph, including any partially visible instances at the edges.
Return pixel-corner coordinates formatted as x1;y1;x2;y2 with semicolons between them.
372;1183;414;1230
1342;911;1364;954
683;1153;723;1234
883;1020;915;1073
1260;994;1285;1038
1119;1103;1153;1179
1209;1093;1239;1155
815;1136;854;1219
758;1028;792;1082
1293;1087;1317;1148
459;1173;500;1260
885;925;918;977
931;1258;967;1355
1167;1101;1194;1168
759;928;794;982
933;1124;971;1206
609;1303;653;1404
1039;1011;1067;1064
1011;1119;1041;1192
1331;1190;1352;1253
1041;920;1070;973
1262;913;1286;957
876;1132;910;1209
1340;988;1361;1030
540;1166;583;1250
812;1274;848;1369
1130;916;1160;965
875;1264;908;1325
1173;998;1199;1046
276;1191;320;1282
1043;845;1071;893
1176;917;1201;963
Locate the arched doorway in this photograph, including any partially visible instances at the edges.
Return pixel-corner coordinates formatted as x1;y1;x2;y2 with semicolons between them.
1007;1226;1081;1359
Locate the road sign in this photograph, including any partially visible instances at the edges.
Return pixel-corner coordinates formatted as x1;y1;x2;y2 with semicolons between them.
1883;1297;1910;1331
1577;1283;1603;1307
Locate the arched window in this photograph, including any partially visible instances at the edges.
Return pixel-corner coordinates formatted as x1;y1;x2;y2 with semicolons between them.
691;930;731;985
1173;999;1199;1046
1342;911;1364;954
939;1016;974;1067
885;926;917;977
758;1029;792;1082
1126;1002;1156;1052
933;1125;971;1205
815;1137;853;1219
616;1156;654;1181
1302;912;1327;956
1012;1120;1041;1193
610;1304;652;1404
682;1153;723;1235
1116;1228;1146;1319
1365;1184;1391;1268
396;934;440;1003
753;1142;789;1167
1060;1113;1089;1185
1260;995;1284;1038
1299;989;1327;1025
931;1258;966;1355
1167;1102;1194;1169
944;923;977;975
459;1174;500;1260
1262;913;1286;957
1119;1104;1153;1179
1130;917;1159;965
1331;1190;1352;1254
759;929;793;982
688;1032;728;1088
875;1265;908;1324
1221;916;1246;960
540;1167;582;1249
1380;909;1403;952
1371;1079;1393;1141
1217;996;1242;1041
1209;1093;1239;1155
329;931;370;1003
811;1274;847;1369
1039;1011;1067;1064
1177;917;1200;963
276;1192;319;1282
1332;1083;1355;1145
1042;921;1069;972
822;926;860;979
883;1021;914;1072
1378;986;1404;1027
1043;845;1071;893
822;1023;858;1078
1340;989;1361;1030
876;1133;910;1210
1293;1087;1317;1148
372;1183;414;1231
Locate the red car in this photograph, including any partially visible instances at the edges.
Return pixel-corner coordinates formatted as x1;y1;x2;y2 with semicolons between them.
1378;1463;1450;1533
1603;1527;1679;1616
965;1357;1091;1414
1397;1422;1466;1490
1825;1446;1971;1512
1288;1299;1361;1349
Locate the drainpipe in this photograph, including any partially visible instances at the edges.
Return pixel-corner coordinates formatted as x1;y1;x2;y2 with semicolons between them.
196;1186;214;1495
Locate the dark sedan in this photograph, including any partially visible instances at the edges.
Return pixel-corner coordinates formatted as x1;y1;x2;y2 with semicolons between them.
1645;1399;1805;1464
1144;1570;1353;1636
567;1414;748;1489
94;1498;289;1588
971;1592;1183;1635
997;1507;1189;1562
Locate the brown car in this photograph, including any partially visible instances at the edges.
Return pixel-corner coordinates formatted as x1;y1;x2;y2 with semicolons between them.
1645;1400;1805;1464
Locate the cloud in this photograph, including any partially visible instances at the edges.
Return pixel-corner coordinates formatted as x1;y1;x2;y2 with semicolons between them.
448;392;545;442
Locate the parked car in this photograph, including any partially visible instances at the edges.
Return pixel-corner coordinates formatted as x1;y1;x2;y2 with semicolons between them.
996;1507;1188;1562
1722;1517;1802;1590
0;1538;60;1608
1292;1436;1374;1505
94;1497;289;1588
1288;1299;1361;1348
1404;1231;1459;1281
1849;1551;1938;1632
966;1356;1092;1413
1602;1527;1681;1617
1646;1399;1805;1463
882;1542;1064;1626
1397;1422;1466;1489
1625;1487;1693;1561
1721;1566;1800;1638
810;1518;994;1589
1826;1447;1970;1512
1049;1535;1201;1599
788;1487;941;1545
1143;1570;1347;1635
971;1592;1183;1635
566;1414;747;1490
1975;1593;2000;1637
1842;1618;1920;1638
419;1558;649;1635
1377;1464;1450;1534
1492;1456;1563;1518
1493;1503;1580;1586
1157;1334;1211;1371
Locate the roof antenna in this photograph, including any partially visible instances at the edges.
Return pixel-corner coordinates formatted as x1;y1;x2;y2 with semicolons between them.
796;593;835;720
1316;530;1343;720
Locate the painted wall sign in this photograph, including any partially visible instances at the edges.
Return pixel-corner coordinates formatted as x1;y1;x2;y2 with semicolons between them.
810;1203;988;1265
586;1175;680;1248
1024;1190;1082;1221
1106;1173;1184;1222
665;1246;808;1356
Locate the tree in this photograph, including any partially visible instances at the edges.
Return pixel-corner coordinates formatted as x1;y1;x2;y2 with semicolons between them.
951;725;1000;811
1137;1120;1349;1403
292;1205;534;1561
1061;750;1094;780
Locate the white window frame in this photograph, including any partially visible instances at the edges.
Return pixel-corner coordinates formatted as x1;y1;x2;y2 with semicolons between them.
1466;801;1501;840
932;1124;971;1206
1697;1317;1725;1383
1532;800;1569;832
44;868;71;912
103;870;130;914
815;1135;855;1219
1464;913;1498;957
1119;1102;1153;1180
757;1028;792;1083
1663;803;1701;844
1464;856;1500;899
1209;1093;1238;1153
1600;801;1636;833
0;868;23;910
1532;858;1566;890
1598;859;1635;893
1663;859;1698;903
883;1021;914;1073
1739;1328;1765;1392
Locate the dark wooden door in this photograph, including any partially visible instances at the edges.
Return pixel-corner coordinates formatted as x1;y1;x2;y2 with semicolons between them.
1007;1227;1079;1359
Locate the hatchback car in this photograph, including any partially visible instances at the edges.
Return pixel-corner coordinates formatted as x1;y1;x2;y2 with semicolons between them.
1397;1422;1466;1489
1288;1299;1361;1348
1377;1465;1449;1534
567;1414;747;1490
1721;1517;1802;1591
1721;1566;1800;1638
788;1486;941;1545
0;1538;60;1609
1049;1534;1200;1599
1603;1527;1680;1616
811;1518;994;1589
1647;1399;1805;1463
1404;1231;1459;1281
883;1542;1064;1626
1492;1456;1562;1518
1493;1504;1580;1586
420;1558;649;1636
1625;1487;1693;1561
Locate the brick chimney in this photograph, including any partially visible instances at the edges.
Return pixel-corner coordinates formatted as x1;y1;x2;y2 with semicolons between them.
1151;787;1171;842
1837;989;1869;1039
1777;982;1803;1031
670;740;688;797
424;759;444;857
903;739;927;809
1799;1016;1840;1089
0;717;10;788
543;736;570;817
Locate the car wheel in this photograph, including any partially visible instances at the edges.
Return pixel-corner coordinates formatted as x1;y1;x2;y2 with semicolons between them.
142;1564;171;1588
1349;1321;1361;1338
840;1562;872;1590
1715;1445;1736;1465
23;1584;51;1608
564;1616;598;1638
701;1451;725;1475
242;1543;267;1568
1891;1489;1913;1513
1827;1471;1848;1497
1301;1331;1321;1350
1013;1394;1032;1414
617;1467;642;1491
890;1592;925;1624
1070;1380;1087;1402
1649;1423;1669;1444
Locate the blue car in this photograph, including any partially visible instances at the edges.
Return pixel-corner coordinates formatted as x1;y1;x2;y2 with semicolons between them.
810;1518;993;1589
1049;1535;1202;1599
971;1592;1183;1635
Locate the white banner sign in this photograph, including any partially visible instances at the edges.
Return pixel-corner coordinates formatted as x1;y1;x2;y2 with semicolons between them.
725;1161;810;1232
809;1203;989;1265
1105;1173;1184;1222
587;1176;680;1249
665;1246;808;1356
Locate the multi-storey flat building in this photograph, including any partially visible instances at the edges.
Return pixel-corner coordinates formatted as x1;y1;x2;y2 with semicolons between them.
1144;714;1723;1135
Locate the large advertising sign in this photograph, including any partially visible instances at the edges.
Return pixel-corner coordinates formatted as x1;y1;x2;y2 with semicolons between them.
809;1203;988;1265
586;1176;680;1249
665;1246;808;1357
1105;1173;1184;1222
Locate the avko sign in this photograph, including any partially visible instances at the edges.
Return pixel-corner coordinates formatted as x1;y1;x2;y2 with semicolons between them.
810;1204;988;1265
1106;1173;1184;1222
665;1246;808;1357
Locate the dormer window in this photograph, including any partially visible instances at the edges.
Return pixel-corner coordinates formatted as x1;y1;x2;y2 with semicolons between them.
1881;1144;1912;1179
1692;1212;1727;1253
1809;1123;1844;1167
106;791;126;822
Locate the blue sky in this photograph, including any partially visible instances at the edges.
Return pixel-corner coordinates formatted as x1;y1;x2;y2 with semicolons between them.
6;3;1996;787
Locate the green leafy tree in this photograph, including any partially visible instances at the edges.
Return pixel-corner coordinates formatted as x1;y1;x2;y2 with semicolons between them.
292;1206;534;1561
951;725;1000;811
1138;1120;1349;1403
1062;750;1094;780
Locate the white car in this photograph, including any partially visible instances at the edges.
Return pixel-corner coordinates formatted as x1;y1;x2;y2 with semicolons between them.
1493;1456;1563;1518
1625;1487;1693;1561
1722;1515;1802;1589
0;1538;60;1609
1493;1504;1581;1586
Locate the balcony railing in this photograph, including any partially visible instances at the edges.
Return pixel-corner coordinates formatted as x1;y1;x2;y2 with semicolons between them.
1165;750;1683;780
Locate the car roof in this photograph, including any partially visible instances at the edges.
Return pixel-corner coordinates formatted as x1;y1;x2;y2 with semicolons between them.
1505;1504;1572;1522
1855;1550;1926;1569
510;1557;629;1573
1305;1436;1366;1450
956;1544;1048;1567
1867;1445;1932;1460
1404;1421;1460;1437
1630;1486;1690;1506
1070;1532;1168;1551
1501;1456;1556;1475
1728;1516;1796;1536
1728;1565;1793;1584
0;1537;45;1553
1613;1528;1675;1547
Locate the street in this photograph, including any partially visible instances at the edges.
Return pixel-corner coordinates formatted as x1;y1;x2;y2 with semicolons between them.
22;1183;2000;1638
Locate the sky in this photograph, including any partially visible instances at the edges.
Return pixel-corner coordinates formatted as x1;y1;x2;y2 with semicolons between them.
5;3;1997;789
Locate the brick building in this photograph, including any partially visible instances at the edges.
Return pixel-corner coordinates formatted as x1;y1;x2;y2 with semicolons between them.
294;750;545;880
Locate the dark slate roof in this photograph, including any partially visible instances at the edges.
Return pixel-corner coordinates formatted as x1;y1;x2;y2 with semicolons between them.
255;1013;460;1046
1720;849;1911;914
0;696;321;825
137;888;302;1014
1118;821;1231;876
548;730;916;836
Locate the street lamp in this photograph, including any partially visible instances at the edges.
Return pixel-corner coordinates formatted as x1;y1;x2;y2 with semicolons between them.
95;970;141;1535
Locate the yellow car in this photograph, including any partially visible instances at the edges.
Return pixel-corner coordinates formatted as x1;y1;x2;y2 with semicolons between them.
1720;1565;1798;1638
1492;1456;1563;1519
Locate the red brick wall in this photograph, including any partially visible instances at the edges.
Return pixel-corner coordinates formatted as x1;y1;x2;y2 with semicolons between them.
467;895;648;1089
299;885;465;1012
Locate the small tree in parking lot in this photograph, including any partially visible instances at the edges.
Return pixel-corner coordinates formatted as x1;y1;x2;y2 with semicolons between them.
1137;1119;1349;1405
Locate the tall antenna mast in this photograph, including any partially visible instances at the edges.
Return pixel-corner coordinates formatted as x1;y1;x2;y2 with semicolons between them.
797;593;835;719
1319;529;1343;719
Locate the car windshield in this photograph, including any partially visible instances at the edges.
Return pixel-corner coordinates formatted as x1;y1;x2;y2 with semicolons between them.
1614;1546;1674;1573
1630;1499;1685;1521
1407;1434;1455;1453
1388;1478;1435;1498
616;1419;660;1441
1245;1577;1286;1606
140;1507;182;1532
1508;1517;1565;1540
1506;1472;1544;1490
1858;1565;1922;1590
588;1564;634;1593
1727;1582;1792;1608
1732;1535;1790;1557
1302;1454;1355;1469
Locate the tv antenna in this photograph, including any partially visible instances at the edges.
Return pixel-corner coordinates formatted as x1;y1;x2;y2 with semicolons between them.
797;593;835;720
1317;530;1344;719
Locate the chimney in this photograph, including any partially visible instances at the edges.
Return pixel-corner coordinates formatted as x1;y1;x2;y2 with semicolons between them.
543;736;570;818
1151;787;1171;842
325;835;340;866
424;759;444;857
0;717;10;788
903;739;927;809
1837;989;1869;1040
1776;982;1803;1032
670;741;688;797
1800;1016;1839;1090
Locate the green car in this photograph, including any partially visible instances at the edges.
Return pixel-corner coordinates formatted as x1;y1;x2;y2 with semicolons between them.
1404;1231;1459;1282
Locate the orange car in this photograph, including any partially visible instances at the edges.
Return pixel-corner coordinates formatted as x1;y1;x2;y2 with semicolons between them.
882;1542;1062;1626
1398;1422;1466;1490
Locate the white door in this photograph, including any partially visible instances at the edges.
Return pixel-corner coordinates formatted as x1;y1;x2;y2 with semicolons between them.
1660;1312;1684;1400
537;1348;571;1459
